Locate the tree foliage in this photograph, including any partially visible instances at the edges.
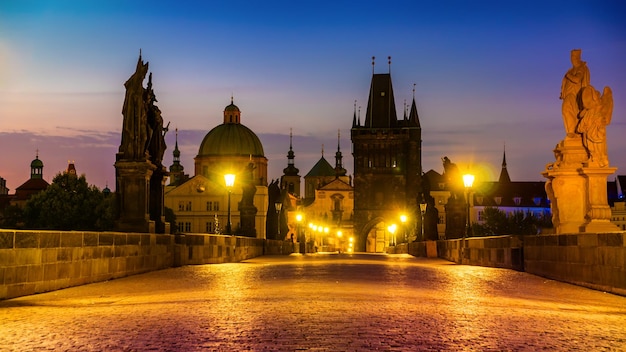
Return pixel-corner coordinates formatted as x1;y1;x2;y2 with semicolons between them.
471;207;552;237
22;173;116;231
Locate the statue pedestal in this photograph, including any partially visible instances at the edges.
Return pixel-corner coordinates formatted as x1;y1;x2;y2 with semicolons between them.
543;138;619;234
115;157;157;233
579;166;619;233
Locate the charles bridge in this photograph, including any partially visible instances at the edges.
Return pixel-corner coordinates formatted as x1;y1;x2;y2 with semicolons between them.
1;229;624;301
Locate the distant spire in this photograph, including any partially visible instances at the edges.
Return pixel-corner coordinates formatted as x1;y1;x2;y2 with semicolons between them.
498;144;511;183
408;84;421;128
321;144;324;157
335;129;346;177
371;56;375;75
388;56;391;74
173;128;180;159
337;129;341;150
352;100;358;127
283;128;299;176
358;106;361;126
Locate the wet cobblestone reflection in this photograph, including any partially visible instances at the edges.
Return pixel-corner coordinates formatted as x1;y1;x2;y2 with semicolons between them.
1;254;625;351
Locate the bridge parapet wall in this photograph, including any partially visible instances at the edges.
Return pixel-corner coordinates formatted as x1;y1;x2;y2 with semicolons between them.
524;233;625;296
0;230;293;300
436;236;524;271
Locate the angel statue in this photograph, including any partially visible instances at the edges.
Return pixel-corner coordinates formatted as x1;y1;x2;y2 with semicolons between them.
576;85;613;167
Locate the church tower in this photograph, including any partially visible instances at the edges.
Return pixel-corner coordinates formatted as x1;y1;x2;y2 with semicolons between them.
280;129;301;197
351;57;423;252
169;129;188;186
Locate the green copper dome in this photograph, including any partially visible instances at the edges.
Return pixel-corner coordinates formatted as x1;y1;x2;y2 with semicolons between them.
30;157;44;168
198;123;265;157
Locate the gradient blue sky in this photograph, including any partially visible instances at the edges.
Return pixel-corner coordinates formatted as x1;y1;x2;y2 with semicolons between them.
1;0;625;191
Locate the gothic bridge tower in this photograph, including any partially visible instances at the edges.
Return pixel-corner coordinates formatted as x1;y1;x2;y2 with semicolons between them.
351;57;423;252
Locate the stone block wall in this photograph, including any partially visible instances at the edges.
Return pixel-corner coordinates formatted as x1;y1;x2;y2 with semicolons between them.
436;236;524;271
0;230;295;300
524;233;626;296
175;235;292;265
0;230;174;299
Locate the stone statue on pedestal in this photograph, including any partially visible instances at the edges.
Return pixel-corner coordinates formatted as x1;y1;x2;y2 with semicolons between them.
543;49;617;234
120;54;150;161
115;53;170;234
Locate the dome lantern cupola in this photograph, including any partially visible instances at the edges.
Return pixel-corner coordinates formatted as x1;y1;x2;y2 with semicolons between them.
223;96;241;124
30;151;44;179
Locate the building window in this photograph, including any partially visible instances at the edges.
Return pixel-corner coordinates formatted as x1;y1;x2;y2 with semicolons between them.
478;210;484;221
206;201;212;211
185;222;191;232
185;201;192;211
178;201;185;211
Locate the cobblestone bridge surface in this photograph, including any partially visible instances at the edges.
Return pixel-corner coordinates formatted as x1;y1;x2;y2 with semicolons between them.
1;253;625;351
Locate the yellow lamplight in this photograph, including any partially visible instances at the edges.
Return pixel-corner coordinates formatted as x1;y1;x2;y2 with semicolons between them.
400;214;407;223
224;173;235;188
463;173;475;188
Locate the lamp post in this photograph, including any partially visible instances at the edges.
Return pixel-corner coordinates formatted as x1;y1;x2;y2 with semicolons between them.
275;202;283;240
400;214;408;243
419;203;427;241
462;173;475;239
224;173;235;235
296;213;303;254
387;223;397;247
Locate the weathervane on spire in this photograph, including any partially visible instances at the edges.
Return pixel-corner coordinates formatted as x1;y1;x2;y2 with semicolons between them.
372;56;375;74
388;56;391;74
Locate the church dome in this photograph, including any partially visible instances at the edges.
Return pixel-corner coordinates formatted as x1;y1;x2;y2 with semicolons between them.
198;123;265;157
198;98;265;158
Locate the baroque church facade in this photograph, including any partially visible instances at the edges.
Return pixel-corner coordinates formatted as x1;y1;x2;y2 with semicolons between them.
164;99;268;238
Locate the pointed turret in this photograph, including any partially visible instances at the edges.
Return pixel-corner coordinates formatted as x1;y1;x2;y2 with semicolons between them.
169;128;187;186
335;130;347;177
408;84;421;128
280;129;301;196
283;129;299;176
498;146;511;183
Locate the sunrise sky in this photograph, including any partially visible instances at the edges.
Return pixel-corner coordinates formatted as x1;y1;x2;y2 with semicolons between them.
1;0;625;191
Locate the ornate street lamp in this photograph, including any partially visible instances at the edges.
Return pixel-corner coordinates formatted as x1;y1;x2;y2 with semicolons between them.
224;173;235;235
296;213;304;253
419;203;427;241
275;201;283;239
462;173;475;240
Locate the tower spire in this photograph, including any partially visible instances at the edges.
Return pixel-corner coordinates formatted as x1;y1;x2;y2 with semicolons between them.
498;143;511;183
335;129;346;177
352;100;358;127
